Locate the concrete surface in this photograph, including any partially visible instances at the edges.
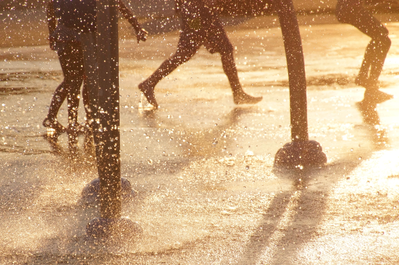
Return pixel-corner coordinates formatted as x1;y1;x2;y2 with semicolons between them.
1;10;399;265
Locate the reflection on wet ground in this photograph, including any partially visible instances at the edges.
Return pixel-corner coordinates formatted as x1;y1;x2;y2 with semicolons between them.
2;13;399;264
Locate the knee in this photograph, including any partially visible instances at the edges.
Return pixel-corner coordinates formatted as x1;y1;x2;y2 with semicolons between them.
376;34;391;50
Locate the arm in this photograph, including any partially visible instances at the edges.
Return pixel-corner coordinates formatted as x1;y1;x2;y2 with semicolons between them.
118;0;148;43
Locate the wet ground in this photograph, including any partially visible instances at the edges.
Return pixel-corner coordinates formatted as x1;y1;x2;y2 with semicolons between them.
2;10;399;264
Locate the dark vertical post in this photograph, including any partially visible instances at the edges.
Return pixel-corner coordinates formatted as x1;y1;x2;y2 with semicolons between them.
276;0;308;142
86;0;140;238
273;0;327;168
95;0;121;219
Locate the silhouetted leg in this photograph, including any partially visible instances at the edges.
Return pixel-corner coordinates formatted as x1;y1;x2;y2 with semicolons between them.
43;45;72;133
82;79;91;124
352;14;392;102
44;44;83;133
63;44;84;129
43;81;68;133
336;1;392;103
354;18;391;89
80;32;99;129
368;37;391;85
207;24;262;104
356;41;373;84
139;34;200;108
57;43;84;153
220;50;263;104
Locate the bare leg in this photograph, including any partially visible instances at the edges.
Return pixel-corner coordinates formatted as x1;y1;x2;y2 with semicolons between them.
44;43;82;133
356;35;391;88
368;37;391;85
139;37;199;108
43;81;68;133
355;42;372;85
61;43;84;152
203;12;262;105
64;44;84;132
80;32;99;128
220;50;263;104
356;26;392;103
336;1;392;103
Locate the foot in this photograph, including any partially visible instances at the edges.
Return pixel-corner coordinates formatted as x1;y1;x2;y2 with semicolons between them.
364;89;393;104
43;117;66;133
233;92;263;105
138;81;158;109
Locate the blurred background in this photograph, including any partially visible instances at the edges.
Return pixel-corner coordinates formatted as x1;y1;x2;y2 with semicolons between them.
0;0;341;48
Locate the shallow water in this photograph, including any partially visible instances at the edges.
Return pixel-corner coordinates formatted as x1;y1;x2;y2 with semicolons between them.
2;10;399;264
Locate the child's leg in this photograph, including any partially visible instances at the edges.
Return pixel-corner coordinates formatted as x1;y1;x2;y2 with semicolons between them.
62;44;84;152
43;48;71;133
220;49;262;104
341;5;390;86
139;32;200;108
45;81;67;123
336;1;392;103
63;43;84;129
205;21;262;104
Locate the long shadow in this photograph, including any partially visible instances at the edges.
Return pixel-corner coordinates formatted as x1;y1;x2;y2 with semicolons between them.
10;106;261;263
127;106;263;210
236;101;388;264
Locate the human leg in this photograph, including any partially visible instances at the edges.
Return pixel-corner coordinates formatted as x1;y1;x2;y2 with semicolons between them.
205;22;262;104
60;43;84;151
219;49;263;105
43;81;68;133
43;45;72;133
355;15;392;102
80;32;98;126
139;32;200;108
368;37;391;85
62;43;84;131
44;42;85;135
354;18;391;85
336;2;392;102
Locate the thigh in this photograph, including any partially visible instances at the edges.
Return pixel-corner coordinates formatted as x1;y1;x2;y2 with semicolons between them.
204;21;233;54
337;2;388;39
79;32;98;91
58;42;84;80
355;11;389;39
177;29;203;53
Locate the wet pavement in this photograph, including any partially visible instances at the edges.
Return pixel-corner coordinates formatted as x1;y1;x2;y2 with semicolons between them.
2;11;399;264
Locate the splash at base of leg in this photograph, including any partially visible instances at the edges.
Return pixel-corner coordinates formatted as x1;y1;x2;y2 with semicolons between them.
81;177;136;205
274;140;327;169
86;217;142;240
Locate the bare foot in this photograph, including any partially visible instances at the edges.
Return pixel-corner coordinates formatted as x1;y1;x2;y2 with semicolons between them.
363;89;393;104
138;81;158;109
233;92;263;105
42;117;66;133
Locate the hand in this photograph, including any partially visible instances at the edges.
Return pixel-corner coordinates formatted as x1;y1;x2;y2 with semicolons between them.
136;28;148;43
